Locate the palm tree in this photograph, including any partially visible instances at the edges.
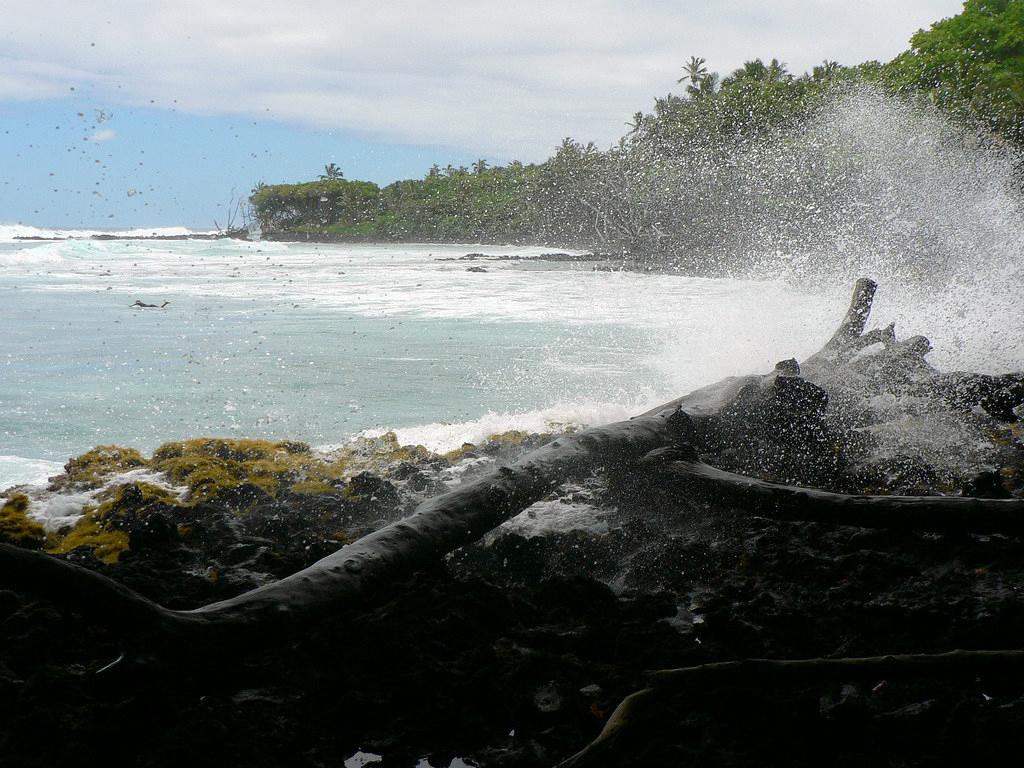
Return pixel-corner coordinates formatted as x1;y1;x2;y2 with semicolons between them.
812;59;841;81
320;163;343;180
687;72;720;100
767;58;790;82
678;56;708;85
722;58;790;88
737;59;768;81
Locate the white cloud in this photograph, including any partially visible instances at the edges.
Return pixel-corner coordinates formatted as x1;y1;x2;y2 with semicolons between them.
0;0;965;159
88;128;116;141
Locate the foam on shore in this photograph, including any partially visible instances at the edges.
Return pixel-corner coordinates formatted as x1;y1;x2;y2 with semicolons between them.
0;224;213;242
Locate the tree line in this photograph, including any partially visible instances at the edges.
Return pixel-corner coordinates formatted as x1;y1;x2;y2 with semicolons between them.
249;0;1023;270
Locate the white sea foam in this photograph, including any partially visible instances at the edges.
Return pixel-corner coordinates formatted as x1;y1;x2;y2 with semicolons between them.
352;400;649;453
0;455;65;490
0;224;211;242
15;468;188;531
0;238;841;340
0;243;66;267
499;499;610;538
25;489;97;531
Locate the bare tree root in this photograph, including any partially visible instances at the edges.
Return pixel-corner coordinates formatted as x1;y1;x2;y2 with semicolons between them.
557;649;1024;768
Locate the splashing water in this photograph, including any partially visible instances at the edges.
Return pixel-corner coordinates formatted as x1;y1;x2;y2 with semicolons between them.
640;86;1023;374
748;87;1024;372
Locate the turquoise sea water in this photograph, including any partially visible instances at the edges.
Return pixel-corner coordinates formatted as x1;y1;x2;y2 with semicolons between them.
8;233;1012;491
0;239;655;479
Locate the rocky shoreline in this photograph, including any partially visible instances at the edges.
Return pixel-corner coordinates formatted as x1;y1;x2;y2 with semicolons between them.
4;275;1024;767
3;406;1024;766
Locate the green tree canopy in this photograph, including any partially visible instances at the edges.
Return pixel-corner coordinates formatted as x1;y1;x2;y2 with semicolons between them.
888;0;1024;141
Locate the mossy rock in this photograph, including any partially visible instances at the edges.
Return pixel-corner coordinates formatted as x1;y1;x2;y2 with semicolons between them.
61;445;148;488
45;481;180;564
0;494;46;550
93;481;182;524
484;430;535;446
442;442;479;463
151;438;318;504
97;480;180;506
47;506;130;565
290;479;341;496
328;432;432;476
151;437;310;464
442;430;549;463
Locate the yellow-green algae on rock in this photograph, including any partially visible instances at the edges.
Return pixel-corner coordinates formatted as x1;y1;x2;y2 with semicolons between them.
44;437;361;563
325;431;431;474
40;428;557;566
150;438;321;504
58;444;148;488
0;493;46;549
442;430;544;462
46;482;181;564
47;508;130;565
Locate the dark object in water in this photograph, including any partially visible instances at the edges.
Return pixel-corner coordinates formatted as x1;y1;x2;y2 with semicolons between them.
130;300;170;309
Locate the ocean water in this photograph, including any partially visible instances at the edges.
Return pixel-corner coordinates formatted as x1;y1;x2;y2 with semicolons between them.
0;232;864;490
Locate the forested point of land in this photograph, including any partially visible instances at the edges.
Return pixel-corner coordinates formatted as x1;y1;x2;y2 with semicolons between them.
249;0;1024;269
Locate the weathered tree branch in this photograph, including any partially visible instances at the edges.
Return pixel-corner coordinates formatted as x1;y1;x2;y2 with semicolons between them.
0;408;689;644
638;446;1024;534
557;649;1024;768
801;276;878;376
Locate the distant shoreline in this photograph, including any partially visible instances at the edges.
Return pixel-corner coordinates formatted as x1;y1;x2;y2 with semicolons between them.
8;230;639;271
11;230;618;256
12;231;243;243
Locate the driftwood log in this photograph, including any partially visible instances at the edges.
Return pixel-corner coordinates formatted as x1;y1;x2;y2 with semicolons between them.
1;278;1023;689
638;446;1024;534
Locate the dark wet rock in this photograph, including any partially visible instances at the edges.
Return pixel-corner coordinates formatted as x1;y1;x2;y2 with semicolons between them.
696;374;845;488
963;469;1014;498
388;461;421;480
4;410;1024;767
209;481;275;512
876;698;939;721
347;472;401;509
127;512;178;550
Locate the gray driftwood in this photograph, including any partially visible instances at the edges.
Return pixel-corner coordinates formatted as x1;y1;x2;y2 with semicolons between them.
639;446;1024;534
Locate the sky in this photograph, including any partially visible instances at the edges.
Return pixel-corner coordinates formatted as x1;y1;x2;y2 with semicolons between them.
1;0;965;228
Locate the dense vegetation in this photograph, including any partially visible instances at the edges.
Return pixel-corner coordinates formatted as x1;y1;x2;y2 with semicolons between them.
249;1;1023;270
888;0;1024;143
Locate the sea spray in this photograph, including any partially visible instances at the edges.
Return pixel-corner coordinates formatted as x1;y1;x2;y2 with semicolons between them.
625;86;1024;373
746;86;1024;372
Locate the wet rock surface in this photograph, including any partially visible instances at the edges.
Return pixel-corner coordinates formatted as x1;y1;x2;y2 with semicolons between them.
2;414;1024;766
